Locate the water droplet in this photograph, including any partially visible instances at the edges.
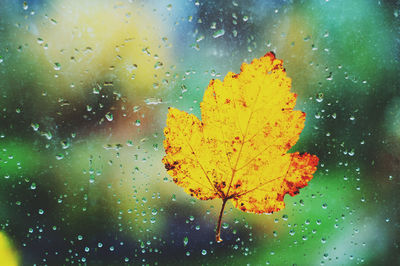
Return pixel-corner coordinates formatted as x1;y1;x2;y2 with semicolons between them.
105;112;113;121
38;209;44;215
181;84;188;93
78;235;83;240
42;131;52;140
316;92;324;102
61;140;70;149
145;98;162;105
212;29;225;38
196;35;205;43
183;236;188;246
142;47;151;56
54;62;61;71
326;72;333;81
23;1;28;10
56;154;64;160
31;123;39;131
154;61;163;69
210;22;216;29
201;249;207;255
190;43;200;51
126;140;133;146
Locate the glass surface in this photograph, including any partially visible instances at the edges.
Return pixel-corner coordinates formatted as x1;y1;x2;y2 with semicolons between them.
0;0;399;264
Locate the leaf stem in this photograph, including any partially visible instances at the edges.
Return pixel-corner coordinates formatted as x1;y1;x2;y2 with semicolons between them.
216;198;228;243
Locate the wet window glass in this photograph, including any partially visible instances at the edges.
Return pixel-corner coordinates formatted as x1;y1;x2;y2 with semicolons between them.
0;0;399;264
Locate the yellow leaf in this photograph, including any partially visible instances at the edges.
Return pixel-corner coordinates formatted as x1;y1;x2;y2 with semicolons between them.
162;52;319;242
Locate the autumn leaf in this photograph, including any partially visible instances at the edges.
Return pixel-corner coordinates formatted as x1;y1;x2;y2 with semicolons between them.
162;52;319;242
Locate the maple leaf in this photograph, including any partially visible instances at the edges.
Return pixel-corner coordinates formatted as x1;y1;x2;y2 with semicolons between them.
162;52;319;242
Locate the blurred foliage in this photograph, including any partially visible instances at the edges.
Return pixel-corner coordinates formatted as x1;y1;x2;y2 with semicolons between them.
0;0;399;264
0;231;19;266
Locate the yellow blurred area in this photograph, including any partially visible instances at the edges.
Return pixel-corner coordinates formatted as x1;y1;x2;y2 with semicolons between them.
266;10;323;93
24;0;172;100
0;232;19;266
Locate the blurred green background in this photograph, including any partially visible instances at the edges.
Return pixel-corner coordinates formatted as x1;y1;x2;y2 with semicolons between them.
0;0;399;265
